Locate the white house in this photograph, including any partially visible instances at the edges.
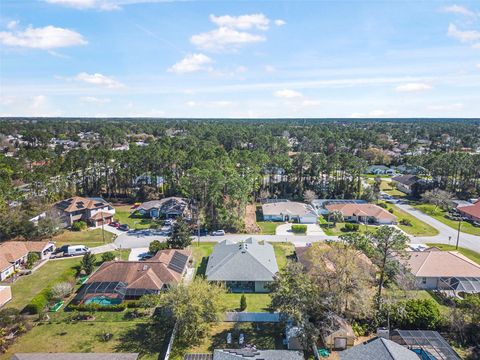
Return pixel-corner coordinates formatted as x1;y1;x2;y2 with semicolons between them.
262;201;318;223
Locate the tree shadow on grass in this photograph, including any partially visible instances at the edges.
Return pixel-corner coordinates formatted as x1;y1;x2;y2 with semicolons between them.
195;257;208;278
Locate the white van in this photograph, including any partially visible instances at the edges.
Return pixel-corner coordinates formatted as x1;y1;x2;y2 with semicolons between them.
66;245;90;256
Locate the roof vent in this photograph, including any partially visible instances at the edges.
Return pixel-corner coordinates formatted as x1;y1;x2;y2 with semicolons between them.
142;265;149;271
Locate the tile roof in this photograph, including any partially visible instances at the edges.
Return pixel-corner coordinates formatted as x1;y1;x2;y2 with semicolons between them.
0;241;52;272
339;337;419;360
262;201;317;217
401;250;480;277
11;354;139;360
325;203;396;222
90;211;115;221
206;238;279;282
137;197;188;213
391;175;420;186
457;200;480;220
56;197;110;213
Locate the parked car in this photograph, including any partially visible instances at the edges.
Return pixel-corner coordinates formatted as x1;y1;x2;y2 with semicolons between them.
211;230;225;236
118;224;130;231
66;245;90;256
109;221;120;228
472;221;480;227
139;253;154;261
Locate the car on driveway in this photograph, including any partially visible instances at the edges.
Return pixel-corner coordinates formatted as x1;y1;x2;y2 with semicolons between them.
118;224;130;231
211;230;225;236
109;221;120;228
139;253;154;261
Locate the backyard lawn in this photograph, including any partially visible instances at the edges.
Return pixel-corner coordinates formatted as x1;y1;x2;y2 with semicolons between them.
53;228;114;248
222;293;271;312
114;204;153;229
381;202;439;237
414;203;480;236
426;243;480;265
256;221;279;235
380;179;407;198
318;216;379;236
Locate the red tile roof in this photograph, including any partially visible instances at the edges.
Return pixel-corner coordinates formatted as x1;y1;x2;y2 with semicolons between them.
325;203;396;222
458;201;480;221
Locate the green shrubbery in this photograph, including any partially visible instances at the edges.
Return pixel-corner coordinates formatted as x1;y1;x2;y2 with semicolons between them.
24;288;51;314
291;224;307;234
71;221;87;231
399;218;412;226
342;223;360;232
389;299;441;329
240;294;247;311
68;303;127;312
26;252;40;269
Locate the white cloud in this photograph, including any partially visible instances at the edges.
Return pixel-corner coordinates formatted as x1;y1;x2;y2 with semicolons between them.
473;43;480;49
442;5;476;17
74;72;125;88
351;110;398;118
395;82;432;92
80;96;111;104
265;65;276;73
427;103;464;111
191;26;265;52
168;53;213;74
7;20;18;29
274;19;286;26
0;24;87;49
447;23;480;43
185;100;235;108
301;99;320;107
477;63;480;69
209;14;270;30
274;89;303;98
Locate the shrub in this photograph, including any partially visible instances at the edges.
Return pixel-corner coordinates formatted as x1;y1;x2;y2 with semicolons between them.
240;294;247;311
399;218;412;226
149;240;169;254
51;282;73;300
80;253;96;275
68;303;127;312
343;223;360;232
291;224;307;234
378;202;388;209
26;252;40;269
390;299;441;330
388;208;394;214
71;221;87;231
24;288;51;314
101;252;116;262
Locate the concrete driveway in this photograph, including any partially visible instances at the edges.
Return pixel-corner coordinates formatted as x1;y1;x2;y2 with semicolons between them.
128;247;150;261
275;223;325;236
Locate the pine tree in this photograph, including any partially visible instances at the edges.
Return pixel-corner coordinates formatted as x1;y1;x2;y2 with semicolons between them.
240;294;247;311
167;218;192;249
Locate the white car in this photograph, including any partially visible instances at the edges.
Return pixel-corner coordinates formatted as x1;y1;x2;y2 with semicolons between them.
211;230;225;236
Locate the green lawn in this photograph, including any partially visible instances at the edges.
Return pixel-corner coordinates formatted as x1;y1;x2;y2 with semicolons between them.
256;221;279;235
380;180;407;198
53;228;114;248
272;242;294;270
222;293;272;312
381;202;439;237
318;216;378;236
426;243;480;265
414;203;480;236
114;205;153;229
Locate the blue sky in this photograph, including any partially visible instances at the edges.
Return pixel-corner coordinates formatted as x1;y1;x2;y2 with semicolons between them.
0;0;479;118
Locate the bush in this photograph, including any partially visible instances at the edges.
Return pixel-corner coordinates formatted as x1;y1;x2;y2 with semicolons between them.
51;282;73;300
378;202;388;209
240;294;247;311
399;218;412;226
101;252;116;262
388;208;394;214
24;288;51;314
390;299;441;330
26;252;40;269
68;303;127;312
343;223;360;232
291;224;307;234
149;240;169;254
71;221;87;231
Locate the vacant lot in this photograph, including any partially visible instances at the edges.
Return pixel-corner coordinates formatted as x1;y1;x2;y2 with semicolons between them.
381;202;438;236
414;203;480;236
53;228;114;248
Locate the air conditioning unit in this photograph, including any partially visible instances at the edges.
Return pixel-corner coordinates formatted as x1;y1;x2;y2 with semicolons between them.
377;327;390;339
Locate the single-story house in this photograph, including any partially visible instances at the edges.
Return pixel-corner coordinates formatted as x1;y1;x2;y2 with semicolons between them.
136;197;191;219
0;241;55;281
11;354;139;360
399;249;480;293
365;165;395;175
311;199;367;215
325;203;396;224
391;175;421;195
0;286;12;308
55;196;115;228
340;337;419;360
321;314;356;350
389;330;461;359
457;200;480;222
262;201;318;223
75;249;191;303
205;238;279;293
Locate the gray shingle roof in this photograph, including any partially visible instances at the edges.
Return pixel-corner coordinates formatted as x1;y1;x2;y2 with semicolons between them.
213;349;304;360
206;238;279;282
339;338;419;360
11;354;139;360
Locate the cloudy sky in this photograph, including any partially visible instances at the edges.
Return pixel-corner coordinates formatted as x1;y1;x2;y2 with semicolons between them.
0;0;479;118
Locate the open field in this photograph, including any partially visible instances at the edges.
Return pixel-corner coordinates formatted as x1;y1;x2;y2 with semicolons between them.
53;228;114;248
426;243;480;265
380;202;439;236
414;203;480;236
114;205;153;229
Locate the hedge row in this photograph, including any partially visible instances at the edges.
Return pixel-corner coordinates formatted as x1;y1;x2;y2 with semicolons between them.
23;288;51;314
291;224;307;233
68;303;127;312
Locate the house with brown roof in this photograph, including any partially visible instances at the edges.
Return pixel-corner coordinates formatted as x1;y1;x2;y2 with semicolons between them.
391;175;422;195
325;203;396;225
75;249;191;303
0;241;55;281
136;197;191;219
399;249;480;293
457;200;480;222
55;196;115;228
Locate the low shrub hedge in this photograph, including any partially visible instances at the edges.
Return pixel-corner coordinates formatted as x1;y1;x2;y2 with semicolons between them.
291;224;307;234
24;288;51;314
343;223;360;232
68;303;127;312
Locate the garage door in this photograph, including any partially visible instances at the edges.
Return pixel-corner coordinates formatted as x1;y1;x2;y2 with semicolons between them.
334;337;347;350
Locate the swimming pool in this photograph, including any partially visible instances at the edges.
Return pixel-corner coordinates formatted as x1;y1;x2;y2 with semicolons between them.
84;296;122;306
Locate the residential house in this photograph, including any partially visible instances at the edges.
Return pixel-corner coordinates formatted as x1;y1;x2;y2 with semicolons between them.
75;249;191;303
389;330;461;359
11;354;139;360
321;314;356;350
365;165;395;175
340;337;419;360
184;349;304;360
136;197;190;219
55;196;115;228
325;203;396;224
262;201;318;223
0;241;55;281
0;286;12;308
391;175;421;194
205;238;279;293
398;248;480;293
457;200;480;222
311;199;367;215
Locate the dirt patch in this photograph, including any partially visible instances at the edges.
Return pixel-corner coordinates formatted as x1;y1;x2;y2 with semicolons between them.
245;204;260;233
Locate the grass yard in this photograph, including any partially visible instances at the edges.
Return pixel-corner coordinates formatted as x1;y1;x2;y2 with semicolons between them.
256;221;279;235
172;322;285;360
414;203;480;236
53;228;114;248
380;180;407;198
114;204;153;229
222;293;272;312
426;243;480;265
272;242;294;270
380;202;439;237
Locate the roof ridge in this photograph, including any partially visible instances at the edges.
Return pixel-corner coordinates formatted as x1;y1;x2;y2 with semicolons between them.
414;251;431;276
445;251;480;269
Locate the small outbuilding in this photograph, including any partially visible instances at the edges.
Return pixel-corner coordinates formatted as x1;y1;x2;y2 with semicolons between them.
321;315;356;350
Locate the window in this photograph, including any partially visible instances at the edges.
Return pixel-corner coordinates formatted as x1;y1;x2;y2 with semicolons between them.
422;277;427;284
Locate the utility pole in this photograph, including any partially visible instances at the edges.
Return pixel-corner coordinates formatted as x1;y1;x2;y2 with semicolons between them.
101;213;105;244
456;220;462;250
